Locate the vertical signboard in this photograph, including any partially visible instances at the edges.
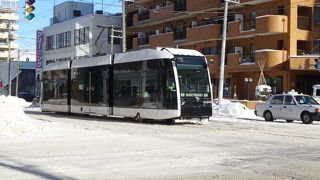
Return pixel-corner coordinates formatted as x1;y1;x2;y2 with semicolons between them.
36;30;43;69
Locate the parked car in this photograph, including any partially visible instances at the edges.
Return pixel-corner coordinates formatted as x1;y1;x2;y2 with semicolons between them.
312;84;320;103
255;91;320;124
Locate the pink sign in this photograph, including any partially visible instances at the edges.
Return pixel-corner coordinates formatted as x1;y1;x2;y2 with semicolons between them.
36;30;43;68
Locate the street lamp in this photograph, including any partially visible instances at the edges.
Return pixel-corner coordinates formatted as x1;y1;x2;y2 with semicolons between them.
244;77;252;100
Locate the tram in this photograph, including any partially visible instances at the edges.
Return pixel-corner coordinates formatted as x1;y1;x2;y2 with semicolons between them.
41;47;213;121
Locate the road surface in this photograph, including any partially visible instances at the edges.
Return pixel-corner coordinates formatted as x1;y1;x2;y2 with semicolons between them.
1;111;320;179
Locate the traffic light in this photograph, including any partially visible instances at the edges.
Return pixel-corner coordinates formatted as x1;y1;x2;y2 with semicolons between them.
25;0;35;22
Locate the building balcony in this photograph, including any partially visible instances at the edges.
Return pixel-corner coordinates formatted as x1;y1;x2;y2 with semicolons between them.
137;11;150;22
0;14;18;21
289;56;320;70
174;30;186;41
0;33;18;40
132;5;176;27
0;43;18;49
0;24;18;30
149;4;174;22
137;36;150;46
149;32;174;48
133;32;175;49
187;0;220;11
226;49;287;72
187;23;221;42
227;15;288;39
0;51;18;59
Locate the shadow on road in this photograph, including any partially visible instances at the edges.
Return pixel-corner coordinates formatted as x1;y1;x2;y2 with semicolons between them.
24;110;202;126
0;156;77;180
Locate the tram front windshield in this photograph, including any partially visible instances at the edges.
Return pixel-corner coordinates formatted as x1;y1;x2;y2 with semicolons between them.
176;56;211;98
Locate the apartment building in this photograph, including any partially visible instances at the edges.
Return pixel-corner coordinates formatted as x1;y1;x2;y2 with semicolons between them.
126;0;320;100
0;0;19;95
43;1;121;66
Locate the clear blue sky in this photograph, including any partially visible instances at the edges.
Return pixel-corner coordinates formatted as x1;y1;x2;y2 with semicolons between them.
18;0;122;50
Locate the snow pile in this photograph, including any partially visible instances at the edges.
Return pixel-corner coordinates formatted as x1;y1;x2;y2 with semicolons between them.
255;85;271;100
212;99;257;119
0;95;38;136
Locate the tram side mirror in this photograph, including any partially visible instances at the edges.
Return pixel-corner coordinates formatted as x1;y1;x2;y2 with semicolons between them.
175;57;184;64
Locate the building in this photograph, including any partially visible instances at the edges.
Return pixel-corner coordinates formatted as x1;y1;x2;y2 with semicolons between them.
126;0;320;100
0;60;36;100
0;0;19;95
43;1;122;66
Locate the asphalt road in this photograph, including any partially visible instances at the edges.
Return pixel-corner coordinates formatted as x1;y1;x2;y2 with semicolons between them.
1;111;320;179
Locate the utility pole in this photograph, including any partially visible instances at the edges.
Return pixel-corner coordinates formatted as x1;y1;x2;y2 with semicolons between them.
218;0;239;106
122;0;126;52
15;49;20;96
7;23;12;96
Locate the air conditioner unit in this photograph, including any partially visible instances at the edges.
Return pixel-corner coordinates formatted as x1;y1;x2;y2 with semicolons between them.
191;21;197;27
153;5;160;10
155;30;160;35
138;32;145;38
235;46;243;57
235;14;243;21
165;26;172;32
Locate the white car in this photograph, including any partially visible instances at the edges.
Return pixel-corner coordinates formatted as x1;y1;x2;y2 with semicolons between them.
255;92;320;124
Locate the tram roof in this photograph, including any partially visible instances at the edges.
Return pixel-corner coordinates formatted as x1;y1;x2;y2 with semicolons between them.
43;61;70;71
72;55;111;68
114;49;174;64
159;47;205;57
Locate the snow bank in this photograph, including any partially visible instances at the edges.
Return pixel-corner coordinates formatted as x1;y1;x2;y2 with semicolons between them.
0;95;38;136
212;99;257;119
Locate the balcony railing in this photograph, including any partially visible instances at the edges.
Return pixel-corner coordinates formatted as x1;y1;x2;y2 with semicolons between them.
174;30;186;41
138;11;150;21
240;53;255;64
241;20;256;31
137;37;149;46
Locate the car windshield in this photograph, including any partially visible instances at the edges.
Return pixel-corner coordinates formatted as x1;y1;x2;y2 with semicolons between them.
294;95;319;105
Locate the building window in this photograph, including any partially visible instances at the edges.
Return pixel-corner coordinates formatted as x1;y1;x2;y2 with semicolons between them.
0;39;7;45
46;35;55;50
313;40;320;54
74;27;89;45
278;5;285;15
201;47;218;55
56;31;71;48
314;5;320;25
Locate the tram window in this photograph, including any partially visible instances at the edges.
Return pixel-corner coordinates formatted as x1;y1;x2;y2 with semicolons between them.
114;61;142;107
43;70;68;104
71;66;109;106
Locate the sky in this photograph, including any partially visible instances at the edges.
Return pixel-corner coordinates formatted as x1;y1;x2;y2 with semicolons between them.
17;0;122;51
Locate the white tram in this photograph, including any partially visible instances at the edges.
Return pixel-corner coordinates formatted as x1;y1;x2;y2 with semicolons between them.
41;48;213;121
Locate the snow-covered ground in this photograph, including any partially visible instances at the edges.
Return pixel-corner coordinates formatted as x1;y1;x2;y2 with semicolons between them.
1;96;320;179
0;96;261;136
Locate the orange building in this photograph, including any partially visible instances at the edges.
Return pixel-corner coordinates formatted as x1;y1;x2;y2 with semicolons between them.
126;0;320;100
